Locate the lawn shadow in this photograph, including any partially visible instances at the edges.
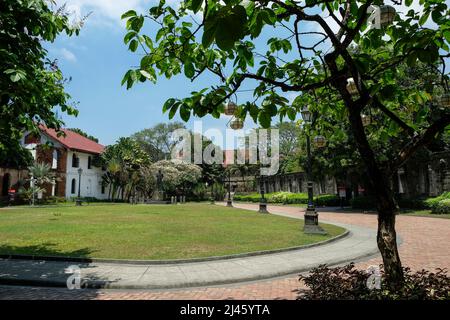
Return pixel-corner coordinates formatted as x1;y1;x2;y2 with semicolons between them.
0;243;120;300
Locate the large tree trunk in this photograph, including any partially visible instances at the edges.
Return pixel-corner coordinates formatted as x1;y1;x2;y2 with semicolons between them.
347;103;405;290
325;51;405;289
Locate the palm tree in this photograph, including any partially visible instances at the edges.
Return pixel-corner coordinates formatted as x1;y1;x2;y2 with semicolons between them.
27;162;55;205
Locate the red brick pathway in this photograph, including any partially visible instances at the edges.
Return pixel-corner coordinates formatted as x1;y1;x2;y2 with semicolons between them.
0;204;448;300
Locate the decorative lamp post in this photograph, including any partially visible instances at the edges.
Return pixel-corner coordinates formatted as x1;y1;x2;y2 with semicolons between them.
224;101;237;116
206;182;215;204
361;114;371;127
258;175;268;213
379;5;396;27
300;105;312;122
438;93;450;109
301;106;327;234
230;118;244;130
226;170;233;207
313;135;327;148
346;77;358;96
76;167;83;206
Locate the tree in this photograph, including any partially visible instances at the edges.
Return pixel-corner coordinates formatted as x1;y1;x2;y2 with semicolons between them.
150;160;202;196
22;162;56;205
0;0;84;163
101;137;151;201
131;122;186;161
67;128;99;143
122;0;450;288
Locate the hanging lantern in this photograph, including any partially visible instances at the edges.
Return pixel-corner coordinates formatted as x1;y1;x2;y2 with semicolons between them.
361;114;371;127
437;93;450;108
230;118;244;130
224;101;237;116
300;105;312;122
313;135;327;148
379;5;396;27
346;78;358;96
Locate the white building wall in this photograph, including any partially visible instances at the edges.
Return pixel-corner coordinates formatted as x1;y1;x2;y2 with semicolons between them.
65;151;108;200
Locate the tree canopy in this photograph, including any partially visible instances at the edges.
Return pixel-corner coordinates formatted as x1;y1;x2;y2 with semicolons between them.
122;0;450;288
0;0;83;165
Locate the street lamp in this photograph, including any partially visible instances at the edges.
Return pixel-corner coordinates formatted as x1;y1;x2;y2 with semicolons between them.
346;77;358;96
258;174;268;213
224;101;237;116
76;167;83;206
379;5;396;27
300;105;312;122
437;93;450;109
301;105;327;235
226;170;233;207
206;182;215;204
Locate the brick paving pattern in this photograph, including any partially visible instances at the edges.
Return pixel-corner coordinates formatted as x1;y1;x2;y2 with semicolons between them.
0;204;448;300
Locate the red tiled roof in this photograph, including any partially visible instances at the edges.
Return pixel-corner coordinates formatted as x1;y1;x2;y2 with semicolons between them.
39;125;105;155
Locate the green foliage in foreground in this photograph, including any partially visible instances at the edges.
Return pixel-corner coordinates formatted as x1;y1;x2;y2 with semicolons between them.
352;192;450;214
298;263;449;300
233;192;340;206
0;203;344;260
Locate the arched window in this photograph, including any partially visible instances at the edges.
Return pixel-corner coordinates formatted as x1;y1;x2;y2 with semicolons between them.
88;156;92;169
72;153;79;168
71;178;76;194
52;150;58;169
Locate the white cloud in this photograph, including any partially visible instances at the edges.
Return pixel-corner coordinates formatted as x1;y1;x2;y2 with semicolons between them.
55;0;154;28
59;48;77;62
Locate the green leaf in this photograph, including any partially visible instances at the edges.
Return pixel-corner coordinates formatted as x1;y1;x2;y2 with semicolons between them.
190;0;203;13
258;111;271;128
419;12;429;26
129;39;139;52
180;105;191;122
121;10;137;20
184;62;195;78
202;20;217;48
163;98;176;113
124;31;137;44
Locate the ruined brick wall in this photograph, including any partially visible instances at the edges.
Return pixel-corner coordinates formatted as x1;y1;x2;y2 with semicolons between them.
35;146;67;197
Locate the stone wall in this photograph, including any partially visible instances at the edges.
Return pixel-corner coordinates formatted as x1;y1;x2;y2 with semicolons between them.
256;172;337;195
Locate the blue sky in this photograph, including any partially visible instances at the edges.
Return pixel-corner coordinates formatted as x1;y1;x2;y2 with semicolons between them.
47;0;425;146
47;0;272;146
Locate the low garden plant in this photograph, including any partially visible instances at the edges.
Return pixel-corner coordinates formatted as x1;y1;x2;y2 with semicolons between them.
351;192;450;214
233;191;340;206
297;263;450;300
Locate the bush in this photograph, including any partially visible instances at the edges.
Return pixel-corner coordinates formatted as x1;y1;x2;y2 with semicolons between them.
43;196;67;204
425;192;450;214
429;198;450;214
350;195;377;209
316;194;342;206
213;182;227;201
189;184;207;201
298;263;450;300
233;191;339;206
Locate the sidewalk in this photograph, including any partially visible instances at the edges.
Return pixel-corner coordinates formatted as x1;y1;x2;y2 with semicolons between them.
0;205;378;289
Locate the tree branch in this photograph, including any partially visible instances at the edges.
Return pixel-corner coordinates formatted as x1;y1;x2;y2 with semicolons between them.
390;113;450;172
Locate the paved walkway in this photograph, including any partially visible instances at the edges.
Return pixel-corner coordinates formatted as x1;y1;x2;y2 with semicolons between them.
0;205;377;290
0;203;449;299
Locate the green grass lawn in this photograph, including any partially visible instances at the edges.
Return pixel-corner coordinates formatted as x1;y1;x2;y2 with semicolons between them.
400;209;450;219
0;203;345;260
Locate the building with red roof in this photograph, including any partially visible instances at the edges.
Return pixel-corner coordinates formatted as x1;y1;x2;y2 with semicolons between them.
16;126;109;199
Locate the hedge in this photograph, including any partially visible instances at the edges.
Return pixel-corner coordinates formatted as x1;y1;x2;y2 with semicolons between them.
233;191;341;206
351;192;450;214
